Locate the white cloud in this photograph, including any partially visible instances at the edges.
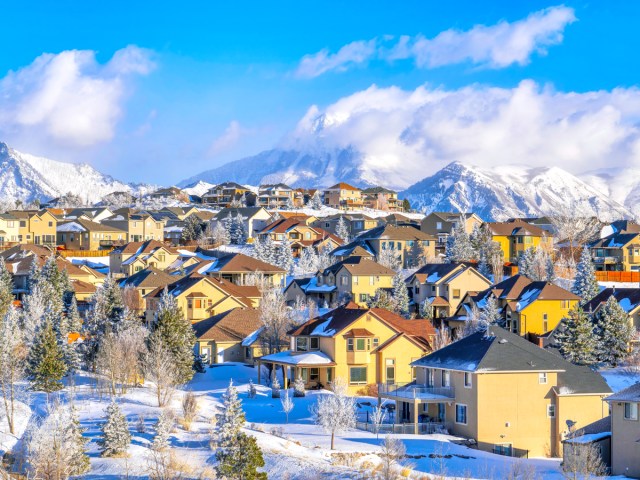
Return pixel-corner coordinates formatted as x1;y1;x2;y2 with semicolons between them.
0;45;155;147
281;81;640;188
295;6;575;78
208;120;244;157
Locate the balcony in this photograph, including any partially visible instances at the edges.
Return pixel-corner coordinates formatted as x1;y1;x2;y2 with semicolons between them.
378;382;455;401
592;256;619;264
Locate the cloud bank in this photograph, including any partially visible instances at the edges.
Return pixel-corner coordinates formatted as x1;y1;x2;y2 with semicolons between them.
296;5;576;78
281;80;640;188
0;45;154;147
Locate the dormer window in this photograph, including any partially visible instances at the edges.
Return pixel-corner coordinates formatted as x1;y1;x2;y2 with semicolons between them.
296;337;319;352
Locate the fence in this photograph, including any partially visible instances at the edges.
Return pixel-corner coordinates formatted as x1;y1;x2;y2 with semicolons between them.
58;249;113;258
356;421;451;435
595;271;640;283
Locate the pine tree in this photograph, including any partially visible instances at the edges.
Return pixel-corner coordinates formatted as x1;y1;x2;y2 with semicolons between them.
21;283;47;346
309;191;323;210
149;289;196;383
216;432;267;480
297;247;318;275
572;247;600;303
367;289;395;310
392;273;410;318
151;410;174;451
556;307;599;366
408;240;426;268
228;213;248;244
517;248;535;278
0;257;13;318
478;296;501;329
445;222;474;262
99;402;131;457
284;196;295;210
419;298;434;320
69;406;90;475
402;199;410;212
276;237;295;274
336;216;350;243
293;377;306;397
212;221;231;246
27;320;67;393
218;380;246;450
181;215;203;242
595;296;635;366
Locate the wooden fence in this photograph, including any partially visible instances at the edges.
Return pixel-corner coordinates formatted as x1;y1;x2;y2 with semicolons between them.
58;249;113;258
595;271;640;283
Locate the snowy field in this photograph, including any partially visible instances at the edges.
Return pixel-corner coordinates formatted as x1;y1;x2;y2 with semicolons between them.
6;362;635;479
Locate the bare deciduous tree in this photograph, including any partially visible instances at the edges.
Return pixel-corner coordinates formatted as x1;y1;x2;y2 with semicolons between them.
258;288;291;356
311;377;356;450
549;203;600;262
181;391;199;431
0;307;28;435
372;435;410;480
145;338;181;407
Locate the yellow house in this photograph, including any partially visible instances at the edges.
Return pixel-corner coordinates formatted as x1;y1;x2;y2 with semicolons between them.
406;263;492;319
255;217;343;257
450;274;579;340
57;218;126;250
313;213;379;239
605;384;640;477
323;183;364;210
0;213;20;246
258;303;435;395
583;288;640;341
202;182;256;208
193;308;271;365
109;240;180;276
361;186;403;212
145;273;261;323
486;220;553;263
284;256;396;307
186;252;287;288
102;209;165;242
9;210;57;246
119;266;176;313
588;232;640;272
380;326;611;456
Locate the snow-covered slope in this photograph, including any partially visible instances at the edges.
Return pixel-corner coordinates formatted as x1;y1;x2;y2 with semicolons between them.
0;141;148;204
401;162;632;221
181;180;215;198
580;167;640;218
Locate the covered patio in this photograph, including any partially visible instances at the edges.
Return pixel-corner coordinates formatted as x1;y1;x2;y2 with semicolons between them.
257;350;336;389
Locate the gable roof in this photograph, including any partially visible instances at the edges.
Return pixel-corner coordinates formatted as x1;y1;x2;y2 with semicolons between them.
605;382;640;402
487;220;548;237
214;207;269;221
113;240;170;256
57;217;126;233
119;266;175;289
327;182;361;191
583;288;640;314
357;224;434;242
192;252;285;274
192;308;263;342
408;263;464;284
323;256;396;277
589;232;640;249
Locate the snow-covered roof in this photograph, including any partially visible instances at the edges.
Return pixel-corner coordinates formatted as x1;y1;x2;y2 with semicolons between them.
259;350;335;366
564;432;611;444
241;327;263;347
302;276;337;294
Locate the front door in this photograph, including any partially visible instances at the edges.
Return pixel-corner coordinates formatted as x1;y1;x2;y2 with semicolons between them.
401;402;410;423
201;346;211;364
217;348;224;364
386;359;395;385
34;235;40;245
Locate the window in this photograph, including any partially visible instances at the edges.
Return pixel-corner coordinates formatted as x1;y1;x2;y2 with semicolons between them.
455;404;467;424
300;368;309;382
561;300;570;309
347;339;354;351
441;370;450;387
20;221;26;227
341;276;349;286
464;372;472;388
194;299;203;309
539;373;547;384
436;222;442;229
296;338;309;352
359;293;368;303
356;338;366;351
547;404;555;418
369;276;374;286
310;337;319;350
453;289;461;299
349;367;367;384
327;368;333;383
373;338;379;348
543;314;548;333
309;368;320;382
427;368;434;387
386;359;395;383
494;444;513;456
624;402;639;420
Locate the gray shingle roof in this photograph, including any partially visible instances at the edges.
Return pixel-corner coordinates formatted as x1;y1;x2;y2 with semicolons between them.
605;382;640;402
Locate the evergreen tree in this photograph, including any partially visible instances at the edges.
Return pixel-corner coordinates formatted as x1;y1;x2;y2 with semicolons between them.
218;380;246;450
27;320;67;393
479;296;501;329
216;432;267;480
98;402;131;457
284;196;295;210
572;247;600;303
408;240;426;268
402;199;410;212
419;298;434;320
212;221;231;246
293;377;306;397
556;307;599;366
21;283;47;346
69;405;91;475
151;410;174;451
0;257;13;318
297;247;318;275
445;223;474;262
367;289;395;310
309;191;323;210
595;296;635;366
391;273;410;318
149;289;196;383
335;216;350;243
276;237;295;274
228;213;248;244
181;215;203;242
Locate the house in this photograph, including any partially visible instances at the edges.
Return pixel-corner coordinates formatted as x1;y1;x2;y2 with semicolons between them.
145;273;260;323
0;213;20;247
65;207;115;224
110;240;180;276
450;275;580;340
421;213;483;255
255;218;343;257
337;224;437;268
331;244;376;262
257;183;302;208
312;213;378;239
201;182;256;208
193;308;269;365
323;183;364;210
9;210;57;246
405;263;492;318
605;383;640;477
57;218;126;250
284;256;396;307
147;186;187;202
486;220;553;263
102;210;165;243
583;288;640;342
362;186;403;212
212;207;272;240
383;213;420;227
381;326;611;455
562;416;611;474
258;302;435;394
588;232;640;272
118;266;176;313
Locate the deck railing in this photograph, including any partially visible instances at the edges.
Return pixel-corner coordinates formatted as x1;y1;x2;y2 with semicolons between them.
356;421;451;435
378;382;455;400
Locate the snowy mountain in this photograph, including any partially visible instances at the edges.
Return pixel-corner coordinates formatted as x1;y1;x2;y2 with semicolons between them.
0;141;149;204
181;180;215;198
579;167;640;218
401;162;632;221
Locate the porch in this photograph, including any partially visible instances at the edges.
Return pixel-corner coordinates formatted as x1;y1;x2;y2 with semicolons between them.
257;350;336;389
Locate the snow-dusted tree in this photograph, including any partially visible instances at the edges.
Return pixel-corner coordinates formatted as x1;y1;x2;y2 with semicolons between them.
228;213;248;244
27;320;67;393
218;380;246;450
144;336;180;407
216;432;267;480
297;247;318;275
595;296;635;366
293;377;306;397
419;298;433;320
408;240;427;269
315;244;333;271
181;215;203;242
181;391;199;431
271;375;281;398
0;307;28;434
247;379;257;398
549;204;600;261
258;287;291;355
149;289;196;383
556;308;598;366
432;328;453;351
253;236;276;265
518;247;555;282
377;248;401;271
372;436;409;480
26;403;90;479
371;405;386;440
284;196;295;210
152;410;174;451
336;216;350;243
445;222;474;263
0;257;13;318
572;247;600;303
368;289;395;310
391;273;410;317
98;402;131;457
20;283;47;347
212;221;231;246
280;390;294;423
478;296;501;329
562;434;606;479
56;297;82;374
311;377;356;450
275;237;295;274
309;191;323;210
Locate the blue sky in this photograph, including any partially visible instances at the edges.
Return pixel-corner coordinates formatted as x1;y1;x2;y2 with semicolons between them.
1;1;639;185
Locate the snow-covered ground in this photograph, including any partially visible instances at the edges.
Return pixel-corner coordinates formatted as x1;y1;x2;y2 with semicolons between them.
601;366;640;393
